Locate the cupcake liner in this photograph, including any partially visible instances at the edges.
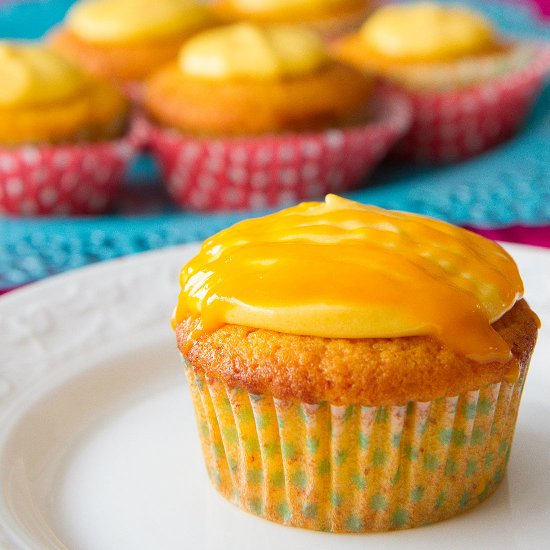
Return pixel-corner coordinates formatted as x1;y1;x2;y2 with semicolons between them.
0;138;135;216
374;43;536;93
144;91;412;212
184;357;530;532
392;45;550;165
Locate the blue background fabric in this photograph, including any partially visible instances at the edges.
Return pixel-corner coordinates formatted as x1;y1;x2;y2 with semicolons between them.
0;0;549;288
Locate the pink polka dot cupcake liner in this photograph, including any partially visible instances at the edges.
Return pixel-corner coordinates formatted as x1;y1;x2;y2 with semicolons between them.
375;43;536;93
143;90;412;212
391;45;550;165
0;138;135;216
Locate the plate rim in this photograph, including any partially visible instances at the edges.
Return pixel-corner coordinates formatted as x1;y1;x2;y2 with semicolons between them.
0;240;549;549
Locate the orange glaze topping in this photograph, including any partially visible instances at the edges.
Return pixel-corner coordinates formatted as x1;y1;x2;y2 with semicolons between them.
174;195;523;362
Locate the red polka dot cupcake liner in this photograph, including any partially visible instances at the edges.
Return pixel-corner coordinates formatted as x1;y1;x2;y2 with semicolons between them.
391;45;550;165
0;138;135;216
370;43;536;93
143;90;412;212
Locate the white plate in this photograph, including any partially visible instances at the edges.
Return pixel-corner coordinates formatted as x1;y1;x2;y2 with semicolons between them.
0;242;549;550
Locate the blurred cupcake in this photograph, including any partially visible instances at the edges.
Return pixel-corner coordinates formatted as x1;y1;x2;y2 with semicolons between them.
211;0;373;40
49;0;216;93
0;42;133;216
337;2;528;91
175;194;539;532
142;23;411;211
335;2;549;163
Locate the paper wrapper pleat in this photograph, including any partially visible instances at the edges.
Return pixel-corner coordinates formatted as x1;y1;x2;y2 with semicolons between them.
372;44;536;93
184;358;529;532
0;138;135;216
391;46;550;164
143;91;411;212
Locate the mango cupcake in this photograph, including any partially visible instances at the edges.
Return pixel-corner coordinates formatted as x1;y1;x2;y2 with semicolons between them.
211;0;373;41
174;194;539;532
49;0;216;95
0;42;133;216
142;23;411;211
335;2;550;163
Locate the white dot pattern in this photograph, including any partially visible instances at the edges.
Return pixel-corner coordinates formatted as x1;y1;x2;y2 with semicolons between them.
392;47;550;165
149;91;412;212
0;138;134;215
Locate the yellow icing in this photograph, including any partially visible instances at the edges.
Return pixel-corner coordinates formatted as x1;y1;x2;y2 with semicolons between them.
0;43;85;107
222;0;363;18
67;0;211;44
179;23;328;80
175;195;524;363
360;2;496;62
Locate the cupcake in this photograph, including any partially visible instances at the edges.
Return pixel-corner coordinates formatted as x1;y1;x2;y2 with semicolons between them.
142;23;411;210
49;0;215;92
335;2;550;163
174;194;539;532
0;42;133;216
211;0;373;41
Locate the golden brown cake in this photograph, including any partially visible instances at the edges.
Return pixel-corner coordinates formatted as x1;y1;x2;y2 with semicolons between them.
144;23;372;136
178;299;537;406
174;195;539;532
49;0;216;84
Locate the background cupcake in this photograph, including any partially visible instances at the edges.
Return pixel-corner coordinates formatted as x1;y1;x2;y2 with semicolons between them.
142;23;411;211
335;1;550;163
175;194;539;532
211;0;373;41
337;1;530;91
49;0;216;91
0;42;133;215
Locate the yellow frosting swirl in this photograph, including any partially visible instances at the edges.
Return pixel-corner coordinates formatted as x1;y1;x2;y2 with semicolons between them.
67;0;211;44
175;195;524;363
360;2;496;62
0;43;86;108
179;23;328;80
